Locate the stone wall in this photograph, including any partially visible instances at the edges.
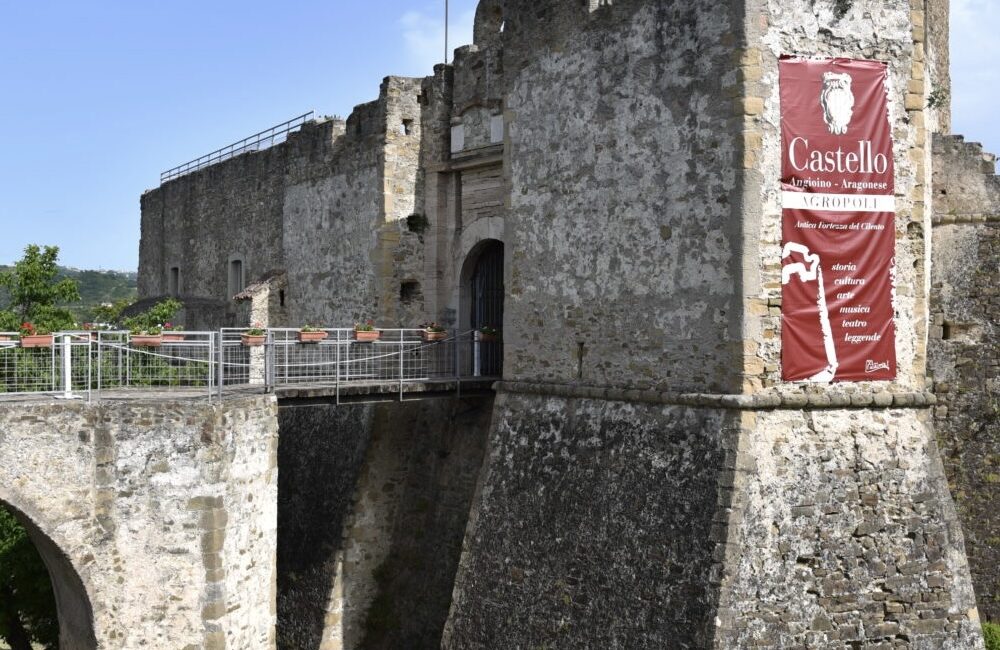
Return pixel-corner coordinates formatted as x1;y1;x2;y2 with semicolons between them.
139;76;430;331
280;108;383;327
0;396;279;649
444;1;985;648
717;407;982;647
444;392;729;648
276;396;492;650
139;135;292;327
498;0;744;393
930;133;1000;622
925;0;951;133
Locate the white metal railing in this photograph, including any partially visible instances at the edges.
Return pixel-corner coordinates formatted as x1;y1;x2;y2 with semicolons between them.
0;329;501;403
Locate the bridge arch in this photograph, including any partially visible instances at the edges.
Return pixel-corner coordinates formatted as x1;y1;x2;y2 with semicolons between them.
0;494;96;650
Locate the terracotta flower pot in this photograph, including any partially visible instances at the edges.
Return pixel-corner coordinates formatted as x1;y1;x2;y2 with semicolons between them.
0;335;12;342
20;334;54;348
354;330;381;342
298;331;328;343
162;333;185;342
131;334;163;347
421;330;448;342
242;334;266;347
478;333;498;343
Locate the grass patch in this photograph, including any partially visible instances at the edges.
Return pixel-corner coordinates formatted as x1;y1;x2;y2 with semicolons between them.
984;622;1000;650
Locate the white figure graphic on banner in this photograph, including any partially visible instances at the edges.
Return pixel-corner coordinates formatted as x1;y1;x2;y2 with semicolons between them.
782;242;839;382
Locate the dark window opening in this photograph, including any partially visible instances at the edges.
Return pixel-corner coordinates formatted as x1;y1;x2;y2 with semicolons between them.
402;119;414;136
400;281;421;304
169;266;180;295
228;259;244;297
279;289;285;307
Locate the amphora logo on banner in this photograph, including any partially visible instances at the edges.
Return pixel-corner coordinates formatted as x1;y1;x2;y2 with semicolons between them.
779;56;896;382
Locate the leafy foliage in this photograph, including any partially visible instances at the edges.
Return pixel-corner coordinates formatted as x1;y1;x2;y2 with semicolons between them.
0;245;80;332
122;298;182;334
90;299;132;326
0;505;58;649
0;262;136;327
985;622;1000;650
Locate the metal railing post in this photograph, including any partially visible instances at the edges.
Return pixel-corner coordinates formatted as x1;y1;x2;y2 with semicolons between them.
61;334;74;399
265;330;273;392
86;336;92;403
50;341;56;391
96;332;103;399
216;331;224;398
335;333;341;405
454;332;461;398
207;334;214;402
399;331;405;402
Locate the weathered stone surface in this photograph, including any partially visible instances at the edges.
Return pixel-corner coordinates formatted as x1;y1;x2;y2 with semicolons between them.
930;133;1000;623
277;397;491;650
499;1;743;394
716;408;983;648
444;393;729;649
0;396;279;649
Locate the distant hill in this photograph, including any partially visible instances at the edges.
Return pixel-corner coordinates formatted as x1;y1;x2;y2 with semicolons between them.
59;267;138;307
0;266;138;322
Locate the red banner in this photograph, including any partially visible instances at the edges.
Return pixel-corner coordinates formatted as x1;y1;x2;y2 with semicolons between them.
779;57;896;382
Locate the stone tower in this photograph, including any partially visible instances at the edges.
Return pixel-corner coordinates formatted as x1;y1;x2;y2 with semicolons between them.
442;1;985;647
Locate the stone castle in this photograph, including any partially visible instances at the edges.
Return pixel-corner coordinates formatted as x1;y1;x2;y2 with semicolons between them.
0;0;997;648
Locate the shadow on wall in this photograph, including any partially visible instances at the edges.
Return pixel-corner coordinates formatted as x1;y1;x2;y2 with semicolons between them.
0;501;96;650
276;396;493;650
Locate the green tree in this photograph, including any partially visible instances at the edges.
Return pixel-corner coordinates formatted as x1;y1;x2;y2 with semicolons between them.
0;245;80;332
0;505;58;650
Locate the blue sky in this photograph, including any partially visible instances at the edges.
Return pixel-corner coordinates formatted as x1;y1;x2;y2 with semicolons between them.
0;0;996;271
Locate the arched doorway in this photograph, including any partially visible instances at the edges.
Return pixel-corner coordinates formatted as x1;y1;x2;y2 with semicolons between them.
465;240;504;377
0;501;96;650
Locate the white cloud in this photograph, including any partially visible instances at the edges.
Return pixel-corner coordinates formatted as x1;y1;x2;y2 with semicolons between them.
951;0;1000;159
399;6;476;76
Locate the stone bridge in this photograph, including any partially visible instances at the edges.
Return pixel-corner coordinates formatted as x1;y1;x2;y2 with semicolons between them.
0;396;279;649
0;384;496;650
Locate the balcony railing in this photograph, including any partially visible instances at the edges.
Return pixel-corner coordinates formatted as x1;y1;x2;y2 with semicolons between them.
0;329;501;403
160;111;315;184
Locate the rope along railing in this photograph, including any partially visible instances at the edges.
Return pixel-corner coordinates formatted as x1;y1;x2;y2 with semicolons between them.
0;329;501;403
160;111;315;184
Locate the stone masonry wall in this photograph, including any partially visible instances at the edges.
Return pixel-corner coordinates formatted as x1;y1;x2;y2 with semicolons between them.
139;134;292;326
140;76;430;331
444;392;730;648
0;396;279;649
925;0;951;133
281;108;383;327
717;407;983;648
277;396;492;650
498;0;744;393
930;133;1000;621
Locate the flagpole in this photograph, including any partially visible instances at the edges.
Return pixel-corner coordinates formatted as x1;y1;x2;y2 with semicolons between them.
445;0;449;64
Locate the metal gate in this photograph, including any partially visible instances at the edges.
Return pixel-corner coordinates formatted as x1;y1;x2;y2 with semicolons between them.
470;241;504;376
